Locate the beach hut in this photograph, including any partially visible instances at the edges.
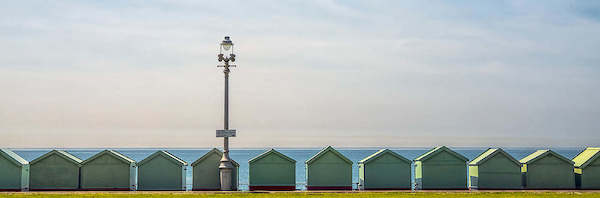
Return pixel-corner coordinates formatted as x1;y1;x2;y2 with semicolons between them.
468;148;521;189
0;149;29;191
248;149;296;191
520;150;575;189
414;146;468;190
29;150;82;190
191;148;239;191
305;146;352;190
80;150;136;191
137;150;187;191
573;147;600;189
358;149;411;190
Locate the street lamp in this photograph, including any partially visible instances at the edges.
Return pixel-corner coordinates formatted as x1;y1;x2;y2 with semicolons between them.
216;36;237;191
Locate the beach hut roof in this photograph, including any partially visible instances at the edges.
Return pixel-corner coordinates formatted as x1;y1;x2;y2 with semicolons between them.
414;146;468;162
81;149;135;165
249;149;296;164
137;150;187;167
519;149;574;165
305;146;352;165
572;147;600;169
191;148;239;167
0;148;28;166
469;148;520;166
359;149;411;164
30;150;83;165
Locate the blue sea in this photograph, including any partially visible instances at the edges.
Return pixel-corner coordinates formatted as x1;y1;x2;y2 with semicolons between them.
11;147;584;191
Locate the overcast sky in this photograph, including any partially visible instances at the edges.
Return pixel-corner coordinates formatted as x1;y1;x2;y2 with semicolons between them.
1;1;599;148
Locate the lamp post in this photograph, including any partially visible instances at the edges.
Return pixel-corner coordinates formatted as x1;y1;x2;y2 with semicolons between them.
216;36;237;191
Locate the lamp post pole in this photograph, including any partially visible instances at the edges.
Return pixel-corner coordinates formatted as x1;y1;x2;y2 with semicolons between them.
217;36;237;191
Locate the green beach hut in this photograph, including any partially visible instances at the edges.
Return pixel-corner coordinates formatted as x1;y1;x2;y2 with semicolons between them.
305;146;352;190
191;148;239;191
80;150;136;191
29;150;82;190
0;149;29;191
137;150;187;191
468;148;521;189
414;146;468;190
520;150;575;189
248;149;296;191
358;149;411;190
573;147;600;189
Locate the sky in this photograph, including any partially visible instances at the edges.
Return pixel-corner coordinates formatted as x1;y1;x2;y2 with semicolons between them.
1;0;599;148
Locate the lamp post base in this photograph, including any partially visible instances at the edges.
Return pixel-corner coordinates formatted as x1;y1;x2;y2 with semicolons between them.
219;151;235;191
219;166;234;191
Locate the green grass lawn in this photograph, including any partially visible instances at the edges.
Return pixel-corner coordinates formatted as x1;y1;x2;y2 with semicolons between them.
2;192;600;198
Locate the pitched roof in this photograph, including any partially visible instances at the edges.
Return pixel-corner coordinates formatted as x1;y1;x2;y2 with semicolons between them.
359;149;411;164
414;146;468;162
519;149;574;165
469;148;520;166
0;149;28;166
81;149;135;165
191;148;239;167
30;150;83;165
305;146;352;165
572;147;600;169
137;150;187;167
519;150;547;163
249;149;296;164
